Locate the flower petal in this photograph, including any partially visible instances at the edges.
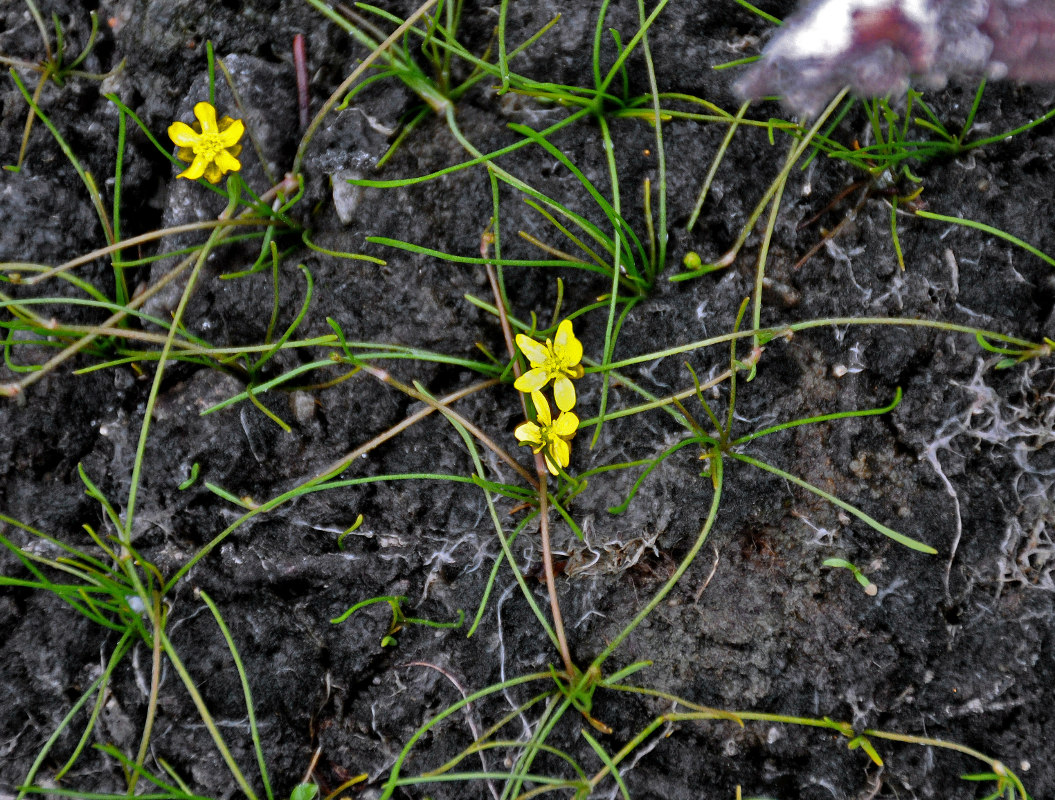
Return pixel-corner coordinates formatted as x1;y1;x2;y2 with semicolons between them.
543;453;560;475
530;391;551;426
177;154;209;180
168;121;201;147
553;376;576;412
216;118;245;147
514;368;549;394
213;149;242;174
515;334;548;366
176;146;195;162
514;421;542;445
548;438;570;469
552;411;579;437
203;161;223;184
555;319;583;364
193;101;219;133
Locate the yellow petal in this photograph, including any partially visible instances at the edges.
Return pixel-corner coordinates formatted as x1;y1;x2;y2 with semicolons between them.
514;421;541;445
168;121;201;147
553;376;576;412
176;146;195;162
543;453;560;476
216;118;245;147
213;149;241;174
514;368;548;394
548;438;570;469
177;154;208;180
555;319;582;364
515;334;548;366
530;391;551;425
193;101;219;133
203;161;223;184
552;411;579;437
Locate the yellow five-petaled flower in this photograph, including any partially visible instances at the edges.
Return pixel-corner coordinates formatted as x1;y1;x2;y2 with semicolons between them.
514;319;584;412
167;101;245;184
514;391;579;476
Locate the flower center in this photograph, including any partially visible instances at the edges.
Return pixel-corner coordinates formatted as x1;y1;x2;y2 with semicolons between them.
544;347;569;375
193;134;228;161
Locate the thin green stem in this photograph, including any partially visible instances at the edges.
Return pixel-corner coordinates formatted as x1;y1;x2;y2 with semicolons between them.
688;100;749;232
638;0;666;281
601;316;1040;373
691;88;848;274
128;596;164;793
915;209;1055;269
159;629;260;800
590;455;723;669
729;451;936;553
124;219;228;534
200;590;274;800
752;159;785;350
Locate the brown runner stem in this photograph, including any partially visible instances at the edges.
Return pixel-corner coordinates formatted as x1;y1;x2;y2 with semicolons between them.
483;227;574;677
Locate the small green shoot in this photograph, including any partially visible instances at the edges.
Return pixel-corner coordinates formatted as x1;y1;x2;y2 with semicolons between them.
823;558;879;596
331;595;465;647
177;463;200;490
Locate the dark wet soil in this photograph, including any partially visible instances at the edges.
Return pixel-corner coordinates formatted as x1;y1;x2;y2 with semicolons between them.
2;1;1054;799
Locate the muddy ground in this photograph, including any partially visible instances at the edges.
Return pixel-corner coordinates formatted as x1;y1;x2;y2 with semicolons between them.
1;1;1054;798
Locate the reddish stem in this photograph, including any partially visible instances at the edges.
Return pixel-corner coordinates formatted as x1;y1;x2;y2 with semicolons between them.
293;34;310;131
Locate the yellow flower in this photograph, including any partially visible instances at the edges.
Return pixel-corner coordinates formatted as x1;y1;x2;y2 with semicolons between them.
167;101;245;184
514;391;579;476
514;319;584;412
